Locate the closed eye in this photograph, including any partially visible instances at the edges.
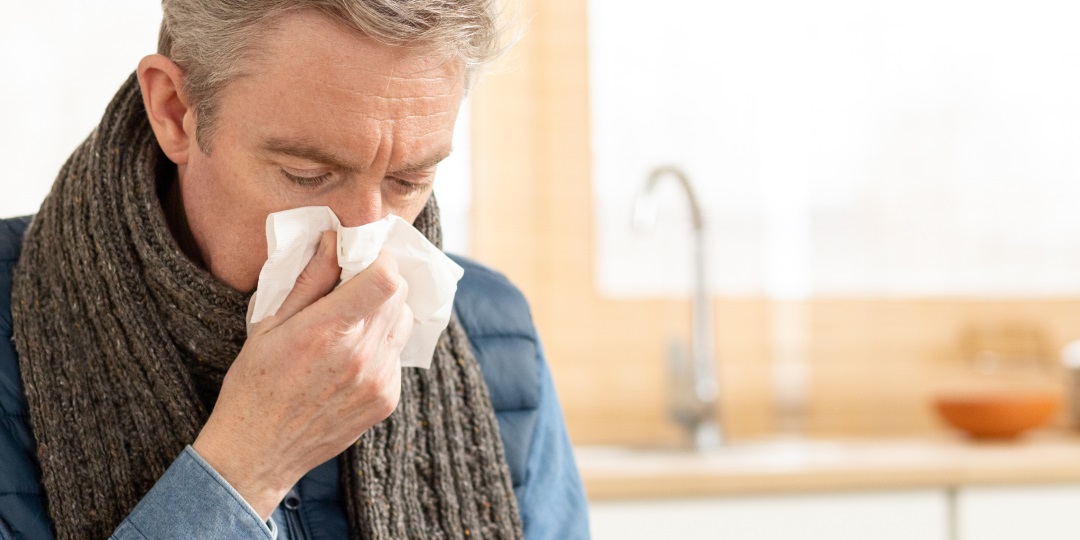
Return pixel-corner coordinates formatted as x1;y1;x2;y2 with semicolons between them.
281;168;332;189
388;177;431;196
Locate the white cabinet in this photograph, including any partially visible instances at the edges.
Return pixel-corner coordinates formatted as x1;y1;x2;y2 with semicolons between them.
955;485;1080;540
589;490;949;540
591;485;1080;540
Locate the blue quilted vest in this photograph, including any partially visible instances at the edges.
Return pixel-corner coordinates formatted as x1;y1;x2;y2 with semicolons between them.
0;215;550;539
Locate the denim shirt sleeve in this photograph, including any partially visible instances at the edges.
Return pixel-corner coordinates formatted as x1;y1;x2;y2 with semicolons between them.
109;446;278;540
518;342;591;540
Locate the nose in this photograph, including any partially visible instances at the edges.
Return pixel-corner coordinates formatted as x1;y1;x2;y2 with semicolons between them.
332;186;387;228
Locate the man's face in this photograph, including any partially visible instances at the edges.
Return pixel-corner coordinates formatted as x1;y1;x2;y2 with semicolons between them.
175;11;465;291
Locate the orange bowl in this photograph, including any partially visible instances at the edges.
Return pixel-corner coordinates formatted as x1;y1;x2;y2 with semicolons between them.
933;391;1061;439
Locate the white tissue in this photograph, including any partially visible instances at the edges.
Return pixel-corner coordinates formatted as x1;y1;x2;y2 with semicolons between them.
247;206;464;369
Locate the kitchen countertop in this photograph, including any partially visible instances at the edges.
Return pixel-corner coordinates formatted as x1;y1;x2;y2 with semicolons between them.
575;430;1080;500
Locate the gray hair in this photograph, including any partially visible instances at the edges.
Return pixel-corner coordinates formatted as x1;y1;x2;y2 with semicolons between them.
158;0;505;152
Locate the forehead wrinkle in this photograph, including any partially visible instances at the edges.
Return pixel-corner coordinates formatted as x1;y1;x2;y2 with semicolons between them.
313;66;461;92
318;80;460;101
305;49;463;95
333;91;458;101
315;58;464;100
395;127;455;143
308;81;459;119
327;101;457;123
337;54;462;84
386;110;456;122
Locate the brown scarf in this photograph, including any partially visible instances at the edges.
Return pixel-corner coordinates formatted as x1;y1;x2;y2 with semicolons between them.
11;73;522;540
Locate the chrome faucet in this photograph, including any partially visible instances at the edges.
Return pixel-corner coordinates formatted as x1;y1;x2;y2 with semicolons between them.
632;166;723;451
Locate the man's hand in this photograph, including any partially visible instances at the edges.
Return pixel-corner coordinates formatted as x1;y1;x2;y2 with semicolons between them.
192;230;413;519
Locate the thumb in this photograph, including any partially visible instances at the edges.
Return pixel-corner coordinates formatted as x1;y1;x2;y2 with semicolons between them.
254;229;340;332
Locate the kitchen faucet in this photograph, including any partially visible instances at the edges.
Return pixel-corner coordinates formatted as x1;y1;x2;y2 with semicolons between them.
632;166;723;451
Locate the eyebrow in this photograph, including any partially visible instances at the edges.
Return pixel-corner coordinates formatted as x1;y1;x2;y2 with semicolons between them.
260;137;361;172
392;147;454;175
260;137;452;175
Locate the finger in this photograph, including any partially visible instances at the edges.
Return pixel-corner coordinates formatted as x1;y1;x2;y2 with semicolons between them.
385;300;414;355
339;271;409;353
268;230;340;325
305;251;404;327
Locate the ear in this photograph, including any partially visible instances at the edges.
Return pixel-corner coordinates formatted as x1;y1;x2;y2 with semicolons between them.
137;54;197;165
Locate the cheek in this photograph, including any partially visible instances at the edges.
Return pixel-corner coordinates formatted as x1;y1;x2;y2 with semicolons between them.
386;189;432;226
180;152;276;290
406;193;432;223
185;158;263;237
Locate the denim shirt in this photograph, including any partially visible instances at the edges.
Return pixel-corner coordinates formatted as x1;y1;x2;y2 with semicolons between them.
105;354;584;540
0;216;590;540
104;351;584;540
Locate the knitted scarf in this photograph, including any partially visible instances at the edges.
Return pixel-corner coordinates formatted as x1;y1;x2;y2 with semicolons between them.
11;74;522;540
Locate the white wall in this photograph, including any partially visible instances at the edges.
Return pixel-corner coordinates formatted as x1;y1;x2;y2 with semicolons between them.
0;2;472;254
590;0;1080;298
0;2;161;217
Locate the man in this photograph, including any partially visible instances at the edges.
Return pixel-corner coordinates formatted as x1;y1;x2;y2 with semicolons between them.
0;1;588;539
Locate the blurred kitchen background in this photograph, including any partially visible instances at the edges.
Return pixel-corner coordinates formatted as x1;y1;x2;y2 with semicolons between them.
7;1;1080;539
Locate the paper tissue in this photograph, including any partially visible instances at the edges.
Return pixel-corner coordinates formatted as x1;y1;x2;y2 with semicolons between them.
247;206;464;369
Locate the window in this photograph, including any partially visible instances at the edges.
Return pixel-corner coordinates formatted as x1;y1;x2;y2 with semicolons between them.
590;0;1080;298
